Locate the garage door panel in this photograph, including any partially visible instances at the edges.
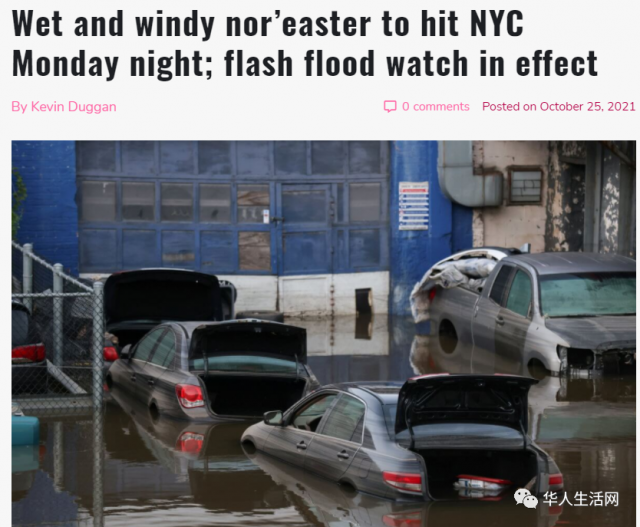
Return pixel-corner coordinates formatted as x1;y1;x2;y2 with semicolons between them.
80;229;117;272
283;232;329;274
349;229;381;268
162;231;196;268
123;230;158;269
201;231;235;273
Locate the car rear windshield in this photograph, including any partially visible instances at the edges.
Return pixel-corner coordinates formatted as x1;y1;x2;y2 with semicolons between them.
540;271;636;317
190;355;298;374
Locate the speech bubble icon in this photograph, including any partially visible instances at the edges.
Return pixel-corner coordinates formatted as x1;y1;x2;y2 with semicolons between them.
523;495;538;509
514;488;531;504
384;100;397;113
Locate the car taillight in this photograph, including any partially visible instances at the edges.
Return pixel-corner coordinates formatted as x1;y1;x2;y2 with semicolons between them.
177;431;204;454
549;473;564;490
176;384;205;408
428;287;437;302
382;512;422;527
12;344;45;363
103;346;119;361
383;472;423;493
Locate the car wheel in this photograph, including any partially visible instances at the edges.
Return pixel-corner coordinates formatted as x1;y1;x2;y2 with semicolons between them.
236;310;285;323
528;359;549;380
438;319;458;354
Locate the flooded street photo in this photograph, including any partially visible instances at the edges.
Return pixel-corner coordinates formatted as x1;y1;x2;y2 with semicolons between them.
11;140;636;527
12;316;635;527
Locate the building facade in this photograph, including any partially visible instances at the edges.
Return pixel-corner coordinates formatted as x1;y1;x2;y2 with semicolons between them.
12;140;634;317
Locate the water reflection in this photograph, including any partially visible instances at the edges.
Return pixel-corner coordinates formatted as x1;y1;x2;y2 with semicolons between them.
12;316;635;527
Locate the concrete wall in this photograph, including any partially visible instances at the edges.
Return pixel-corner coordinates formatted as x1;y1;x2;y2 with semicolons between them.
545;141;587;252
584;141;636;256
12;141;79;275
217;271;389;316
472;141;549;252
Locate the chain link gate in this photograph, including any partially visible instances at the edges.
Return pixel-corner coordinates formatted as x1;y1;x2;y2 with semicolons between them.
12;241;105;414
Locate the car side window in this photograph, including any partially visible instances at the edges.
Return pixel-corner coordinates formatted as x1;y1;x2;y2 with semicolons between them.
149;330;177;368
290;394;337;433
133;329;165;362
489;265;514;306
319;395;366;443
506;270;532;318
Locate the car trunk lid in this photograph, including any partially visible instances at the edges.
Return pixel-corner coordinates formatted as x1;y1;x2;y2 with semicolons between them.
189;320;307;365
395;374;538;442
104;269;224;326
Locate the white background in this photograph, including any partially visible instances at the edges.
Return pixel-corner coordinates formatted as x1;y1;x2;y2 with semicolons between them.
3;0;640;140
2;0;639;512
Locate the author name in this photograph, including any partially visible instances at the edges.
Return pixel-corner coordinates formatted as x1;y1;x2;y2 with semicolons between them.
12;101;116;115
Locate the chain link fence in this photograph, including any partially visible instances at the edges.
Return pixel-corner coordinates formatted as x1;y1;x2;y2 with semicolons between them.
12;242;105;414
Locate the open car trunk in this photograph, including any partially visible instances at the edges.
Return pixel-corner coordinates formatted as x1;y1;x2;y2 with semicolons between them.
416;448;538;499
200;374;307;418
191;320;309;418
396;374;540;499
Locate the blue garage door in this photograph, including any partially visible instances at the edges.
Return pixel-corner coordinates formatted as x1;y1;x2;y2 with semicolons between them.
76;141;389;275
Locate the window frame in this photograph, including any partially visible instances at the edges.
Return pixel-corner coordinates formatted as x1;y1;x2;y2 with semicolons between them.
76;141;390;275
315;393;367;446
147;328;178;370
285;390;340;433
503;267;534;319
489;264;515;307
507;166;544;206
132;328;167;364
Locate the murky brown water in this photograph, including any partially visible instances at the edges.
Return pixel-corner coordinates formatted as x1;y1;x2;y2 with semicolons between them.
12;317;636;526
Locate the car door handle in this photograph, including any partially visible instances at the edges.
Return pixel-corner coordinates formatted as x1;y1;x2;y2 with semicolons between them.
147;379;154;386
496;316;505;326
337;450;350;460
130;374;136;382
296;441;307;450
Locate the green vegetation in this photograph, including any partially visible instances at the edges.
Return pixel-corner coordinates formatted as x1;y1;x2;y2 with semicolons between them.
12;168;27;240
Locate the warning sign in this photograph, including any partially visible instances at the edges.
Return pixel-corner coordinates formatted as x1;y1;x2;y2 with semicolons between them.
399;182;429;231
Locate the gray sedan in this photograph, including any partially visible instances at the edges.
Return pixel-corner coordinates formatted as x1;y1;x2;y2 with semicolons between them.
412;250;635;376
242;375;563;501
107;319;319;420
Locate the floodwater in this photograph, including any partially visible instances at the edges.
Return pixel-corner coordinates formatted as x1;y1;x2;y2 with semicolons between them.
12;316;636;527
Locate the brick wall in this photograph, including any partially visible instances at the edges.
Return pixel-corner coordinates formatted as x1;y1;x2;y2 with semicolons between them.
12;141;79;275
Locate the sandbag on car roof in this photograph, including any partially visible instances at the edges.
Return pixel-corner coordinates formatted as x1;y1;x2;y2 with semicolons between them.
410;248;507;323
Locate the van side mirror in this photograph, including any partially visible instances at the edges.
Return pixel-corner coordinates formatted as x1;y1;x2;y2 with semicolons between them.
120;344;132;360
263;410;283;426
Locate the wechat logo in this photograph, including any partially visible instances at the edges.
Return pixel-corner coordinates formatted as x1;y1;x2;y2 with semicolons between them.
515;488;538;509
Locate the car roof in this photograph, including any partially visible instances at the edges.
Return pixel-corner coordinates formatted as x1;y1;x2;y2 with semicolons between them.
324;382;403;404
505;252;635;275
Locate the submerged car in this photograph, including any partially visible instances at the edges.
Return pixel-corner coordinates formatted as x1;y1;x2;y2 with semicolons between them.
12;301;48;395
411;249;636;375
241;374;563;501
246;447;564;527
107;319;319;420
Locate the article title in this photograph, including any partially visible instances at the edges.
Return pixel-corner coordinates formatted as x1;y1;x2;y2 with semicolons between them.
12;9;599;82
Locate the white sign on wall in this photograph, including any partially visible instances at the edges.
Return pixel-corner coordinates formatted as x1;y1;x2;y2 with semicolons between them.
399;182;429;231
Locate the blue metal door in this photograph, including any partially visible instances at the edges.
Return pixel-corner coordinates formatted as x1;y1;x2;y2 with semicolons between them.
277;184;333;275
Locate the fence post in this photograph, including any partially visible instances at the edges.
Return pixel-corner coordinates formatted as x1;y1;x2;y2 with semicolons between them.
22;243;33;312
53;264;64;367
92;281;104;409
